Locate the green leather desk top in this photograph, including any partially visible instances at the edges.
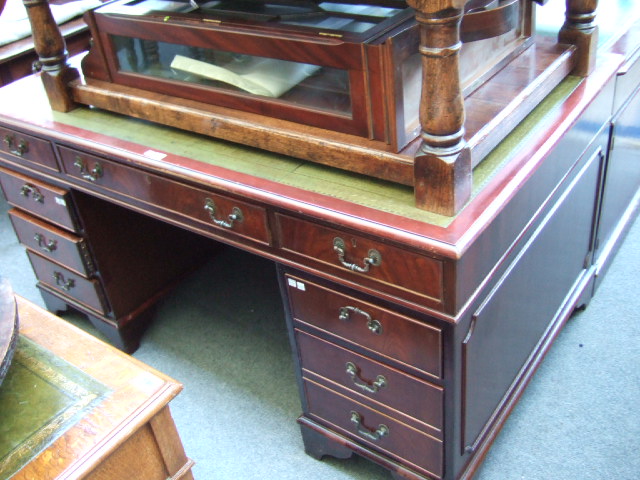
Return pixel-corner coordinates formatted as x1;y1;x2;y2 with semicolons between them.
0;336;109;480
45;76;582;228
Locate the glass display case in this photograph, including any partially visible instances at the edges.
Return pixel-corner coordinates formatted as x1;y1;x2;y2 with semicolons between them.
81;0;534;151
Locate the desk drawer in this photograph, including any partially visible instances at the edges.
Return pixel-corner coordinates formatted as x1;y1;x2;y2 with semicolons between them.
27;251;108;315
297;330;443;435
286;275;442;379
277;214;443;308
0;168;78;231
9;209;95;276
304;379;443;479
58;146;270;245
0;126;58;171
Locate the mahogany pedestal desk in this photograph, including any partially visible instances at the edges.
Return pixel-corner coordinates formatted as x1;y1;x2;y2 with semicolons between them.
1;21;639;480
0;295;193;480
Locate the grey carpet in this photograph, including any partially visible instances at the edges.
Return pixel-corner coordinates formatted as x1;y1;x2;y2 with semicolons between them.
1;196;638;479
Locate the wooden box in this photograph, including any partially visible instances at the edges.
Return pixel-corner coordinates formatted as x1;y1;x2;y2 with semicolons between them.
81;0;534;151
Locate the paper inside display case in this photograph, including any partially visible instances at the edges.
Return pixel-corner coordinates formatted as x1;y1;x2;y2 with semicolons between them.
170;55;321;97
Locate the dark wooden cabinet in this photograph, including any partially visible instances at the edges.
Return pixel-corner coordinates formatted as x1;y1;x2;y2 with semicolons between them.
0;10;639;480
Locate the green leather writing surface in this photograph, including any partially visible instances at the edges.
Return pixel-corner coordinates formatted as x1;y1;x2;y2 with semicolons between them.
0;336;110;479
51;77;582;226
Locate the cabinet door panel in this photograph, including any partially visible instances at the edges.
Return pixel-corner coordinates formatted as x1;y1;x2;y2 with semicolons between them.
462;146;603;452
596;84;640;265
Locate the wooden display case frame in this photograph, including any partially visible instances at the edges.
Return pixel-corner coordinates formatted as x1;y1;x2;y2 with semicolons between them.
21;0;599;215
79;0;535;152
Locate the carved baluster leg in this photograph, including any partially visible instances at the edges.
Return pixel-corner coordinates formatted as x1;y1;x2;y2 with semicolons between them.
22;0;79;111
407;1;471;216
559;0;599;76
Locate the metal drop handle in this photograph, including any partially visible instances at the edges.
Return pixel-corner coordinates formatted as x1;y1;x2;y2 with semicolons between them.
204;198;243;229
346;362;386;393
350;411;389;442
4;134;28;157
34;233;57;252
74;156;103;182
53;272;75;291
333;237;381;273
338;306;382;335
19;184;44;203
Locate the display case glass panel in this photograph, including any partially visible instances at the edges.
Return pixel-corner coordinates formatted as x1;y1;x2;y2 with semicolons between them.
111;35;352;116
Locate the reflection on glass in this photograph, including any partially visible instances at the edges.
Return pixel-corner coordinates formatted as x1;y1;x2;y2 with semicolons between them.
100;0;403;34
102;0;196;15
112;36;352;115
401;52;421;138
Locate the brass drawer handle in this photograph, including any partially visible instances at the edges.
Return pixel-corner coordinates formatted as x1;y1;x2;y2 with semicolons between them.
34;233;58;252
73;156;103;182
4;134;28;157
204;198;243;229
349;411;389;442
338;306;382;335
333;237;381;273
53;272;75;291
19;184;44;203
346;362;387;394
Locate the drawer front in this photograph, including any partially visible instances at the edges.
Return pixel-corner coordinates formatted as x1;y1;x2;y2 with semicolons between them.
297;329;443;435
27;251;108;315
58;146;270;245
277;214;444;308
0;126;58;171
9;209;94;276
0;168;78;231
304;379;443;479
286;275;442;379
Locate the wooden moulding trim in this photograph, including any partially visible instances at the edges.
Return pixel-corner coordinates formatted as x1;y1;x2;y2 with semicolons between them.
167;458;196;480
62;385;184;479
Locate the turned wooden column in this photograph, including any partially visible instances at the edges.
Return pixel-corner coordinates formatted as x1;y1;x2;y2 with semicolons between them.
407;0;471;216
22;0;79;111
559;0;599;76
